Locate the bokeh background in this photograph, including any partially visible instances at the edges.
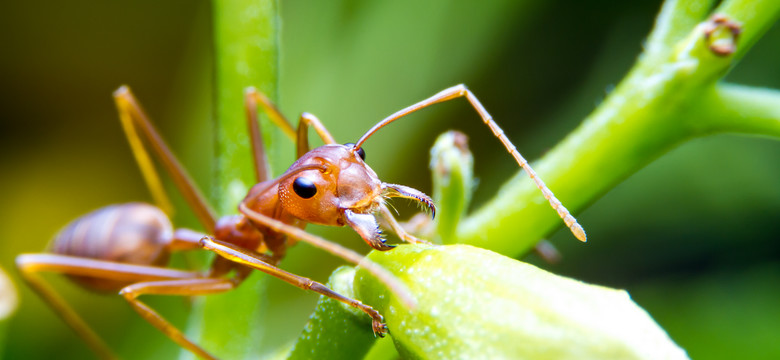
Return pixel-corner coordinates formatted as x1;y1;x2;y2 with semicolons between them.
1;0;778;359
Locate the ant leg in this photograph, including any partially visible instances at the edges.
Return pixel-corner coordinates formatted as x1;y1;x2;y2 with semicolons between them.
244;90;335;177
199;237;388;336
114;91;173;216
113;86;217;233
377;204;430;245
244;87;297;141
244;88;337;159
237;203;415;309
169;228;210;251
15;254;201;360
401;212;436;239
119;276;248;360
243;87;344;181
355;84;587;242
244;88;294;182
295;112;336;158
533;240;562;264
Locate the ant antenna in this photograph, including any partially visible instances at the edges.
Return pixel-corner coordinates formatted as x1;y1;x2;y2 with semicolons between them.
353;85;586;242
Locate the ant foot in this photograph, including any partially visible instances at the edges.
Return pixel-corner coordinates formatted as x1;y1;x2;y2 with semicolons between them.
364;307;389;337
402;233;432;246
372;320;389;337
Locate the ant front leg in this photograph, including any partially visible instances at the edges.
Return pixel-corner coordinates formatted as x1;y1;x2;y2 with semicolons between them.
238;203;416;309
377;204;431;245
199;237;389;336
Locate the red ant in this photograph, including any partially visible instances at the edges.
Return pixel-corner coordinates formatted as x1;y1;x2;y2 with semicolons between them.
16;84;585;359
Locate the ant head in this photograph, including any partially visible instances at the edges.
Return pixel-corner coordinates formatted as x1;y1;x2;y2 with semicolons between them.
278;144;380;225
276;143;433;250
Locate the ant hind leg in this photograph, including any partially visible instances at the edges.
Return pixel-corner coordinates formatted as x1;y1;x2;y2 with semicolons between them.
113;86;217;233
15;253;202;360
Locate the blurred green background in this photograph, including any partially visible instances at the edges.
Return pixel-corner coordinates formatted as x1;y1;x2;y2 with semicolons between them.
1;0;778;359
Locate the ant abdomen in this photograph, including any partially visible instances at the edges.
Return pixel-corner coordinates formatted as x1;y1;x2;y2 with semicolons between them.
50;203;173;291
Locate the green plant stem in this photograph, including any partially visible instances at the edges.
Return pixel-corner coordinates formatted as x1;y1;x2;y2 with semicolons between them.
455;0;780;256
693;84;780;137
212;0;281;208
185;1;280;359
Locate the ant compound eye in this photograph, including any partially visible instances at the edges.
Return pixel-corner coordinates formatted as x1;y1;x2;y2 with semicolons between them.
345;143;366;160
292;177;317;199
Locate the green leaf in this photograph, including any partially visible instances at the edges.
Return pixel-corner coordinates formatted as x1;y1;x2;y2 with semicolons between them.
355;244;688;360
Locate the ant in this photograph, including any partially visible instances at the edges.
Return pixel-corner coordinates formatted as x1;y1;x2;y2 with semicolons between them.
16;84;585;360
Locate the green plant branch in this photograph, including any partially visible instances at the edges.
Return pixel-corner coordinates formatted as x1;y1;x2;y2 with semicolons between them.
455;0;780;257
691;83;780;137
185;0;280;359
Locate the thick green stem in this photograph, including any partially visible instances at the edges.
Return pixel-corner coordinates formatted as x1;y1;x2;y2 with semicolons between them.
212;0;281;209
455;0;780;256
185;1;280;359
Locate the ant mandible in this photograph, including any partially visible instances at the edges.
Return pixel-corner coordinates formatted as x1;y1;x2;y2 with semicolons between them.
16;84;585;360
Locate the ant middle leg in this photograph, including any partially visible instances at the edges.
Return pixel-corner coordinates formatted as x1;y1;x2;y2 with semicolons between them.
377;204;431;245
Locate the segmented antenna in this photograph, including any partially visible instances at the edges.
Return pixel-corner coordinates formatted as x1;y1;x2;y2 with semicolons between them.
355;84;586;242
